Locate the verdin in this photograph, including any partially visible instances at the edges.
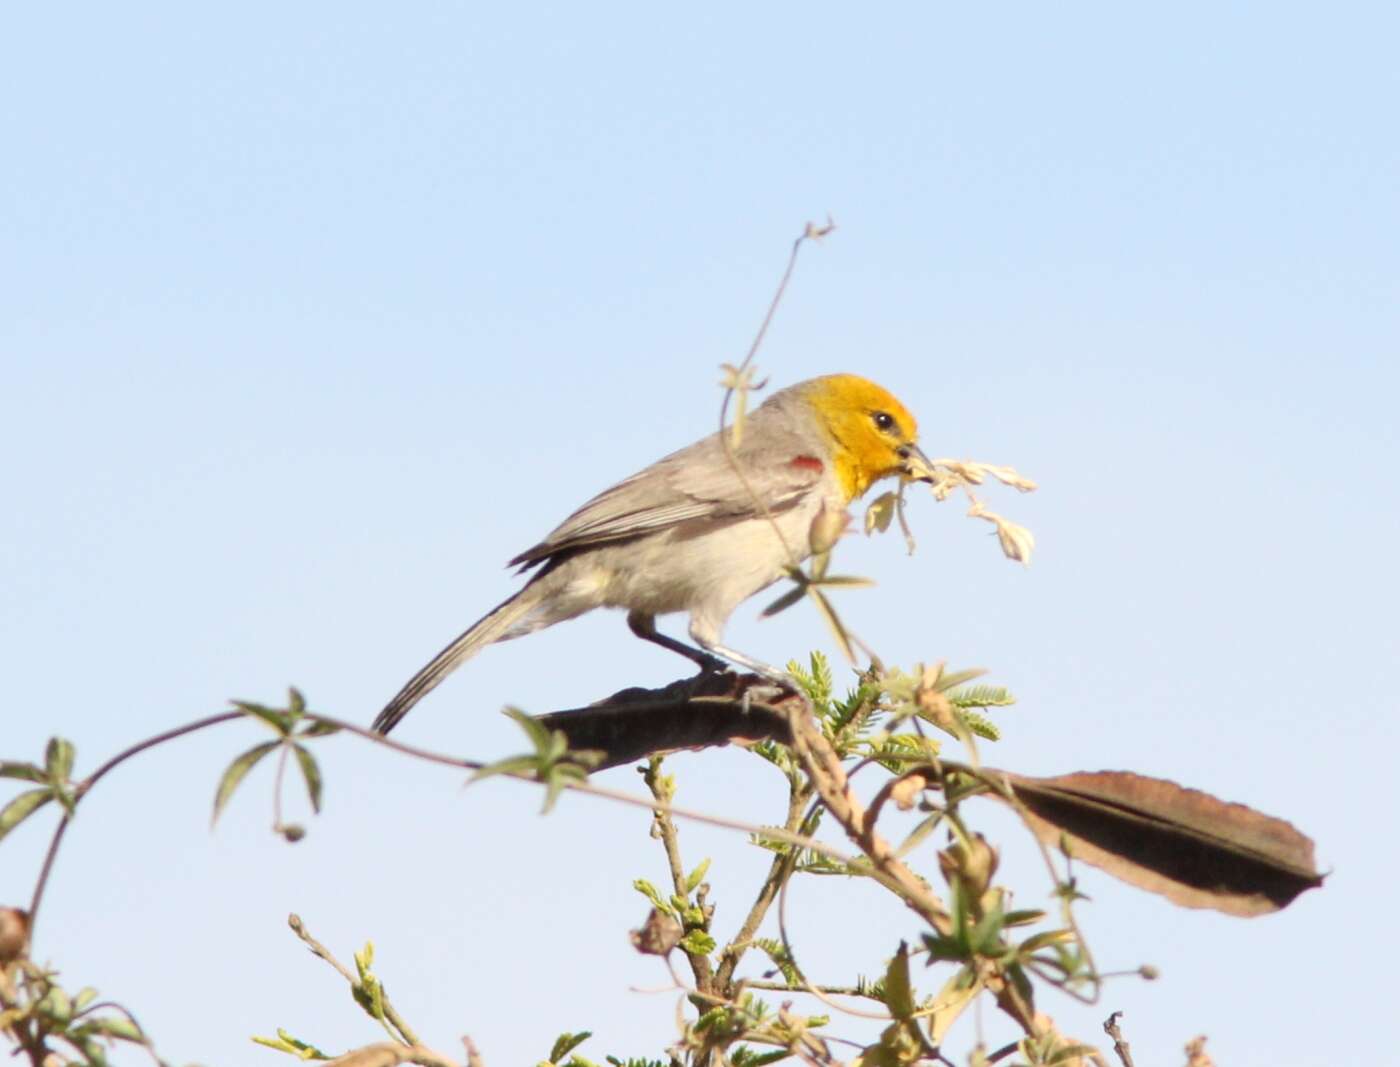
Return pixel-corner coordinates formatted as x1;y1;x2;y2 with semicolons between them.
373;373;927;734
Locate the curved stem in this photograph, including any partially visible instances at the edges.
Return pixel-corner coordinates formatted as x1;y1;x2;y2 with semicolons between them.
775;854;892;1022
718;223;826;438
271;740;291;833
716;223;834;569
27;710;245;943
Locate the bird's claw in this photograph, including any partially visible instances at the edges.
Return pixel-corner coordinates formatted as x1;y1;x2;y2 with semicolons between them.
740;681;792;712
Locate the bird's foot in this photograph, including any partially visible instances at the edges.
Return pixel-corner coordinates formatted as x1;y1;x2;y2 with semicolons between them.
736;667;806;710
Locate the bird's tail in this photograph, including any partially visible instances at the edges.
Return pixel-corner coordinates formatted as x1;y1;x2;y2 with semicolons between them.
373;588;540;734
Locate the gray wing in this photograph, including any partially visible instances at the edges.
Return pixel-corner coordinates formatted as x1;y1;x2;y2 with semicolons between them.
508;415;824;570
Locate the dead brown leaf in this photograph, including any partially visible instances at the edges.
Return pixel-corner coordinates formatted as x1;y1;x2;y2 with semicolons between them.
994;770;1323;916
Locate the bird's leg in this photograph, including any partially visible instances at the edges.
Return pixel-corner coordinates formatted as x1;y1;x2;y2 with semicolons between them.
688;629;802;706
627;611;726;674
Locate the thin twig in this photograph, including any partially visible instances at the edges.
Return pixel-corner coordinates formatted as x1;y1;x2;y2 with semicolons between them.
774;856;891;1022
272;740;292;834
1103;1011;1135;1067
713;782;812;991
570;772;859;868
782;703;953;935
972;765;1102;1004
463;1036;485;1067
986;1040;1022;1063
19;694;864;976
72;1001;164;1067
643;759;714;993
716;221;835;566
720;219;835;438
288;913;422;1047
741;979;882;1001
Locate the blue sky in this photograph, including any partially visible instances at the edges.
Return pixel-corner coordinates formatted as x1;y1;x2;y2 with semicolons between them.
2;4;1396;1065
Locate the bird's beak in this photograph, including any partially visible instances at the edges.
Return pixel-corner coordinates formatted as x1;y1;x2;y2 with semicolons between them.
897;441;936;482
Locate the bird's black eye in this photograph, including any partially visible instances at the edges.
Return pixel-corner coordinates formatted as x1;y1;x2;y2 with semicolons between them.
872;411;897;433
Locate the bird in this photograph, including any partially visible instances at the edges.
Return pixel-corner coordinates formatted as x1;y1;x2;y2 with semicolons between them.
372;373;929;734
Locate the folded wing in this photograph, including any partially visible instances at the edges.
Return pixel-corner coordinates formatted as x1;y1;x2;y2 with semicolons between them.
509;419;824;570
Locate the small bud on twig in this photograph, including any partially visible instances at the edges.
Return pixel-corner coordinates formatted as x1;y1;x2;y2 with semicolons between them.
0;906;29;963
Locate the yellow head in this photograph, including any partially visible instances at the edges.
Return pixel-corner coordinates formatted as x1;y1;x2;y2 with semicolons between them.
799;374;922;500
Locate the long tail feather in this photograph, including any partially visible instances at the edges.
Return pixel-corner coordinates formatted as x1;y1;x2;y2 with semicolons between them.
373;590;537;734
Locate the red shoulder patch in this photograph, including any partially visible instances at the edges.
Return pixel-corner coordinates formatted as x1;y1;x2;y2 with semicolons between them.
789;455;824;474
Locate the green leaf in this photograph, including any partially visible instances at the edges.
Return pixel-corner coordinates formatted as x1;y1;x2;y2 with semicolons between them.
73;987;99;1012
472;709;599;812
1048;1046;1097;1065
679;930;716;957
300;719;342;737
815;575;876;589
752;938;800;986
1001;909;1047;928
539;761;591;814
731;1049;792;1067
502;706;552;751
806;588;856;665
232;700;294;736
882;942;916;1020
760;585;806;618
826;680;878;736
946;684;1016;709
44;737;75;782
0;761;46;783
868;733;941;772
632;879;675;916
549;1031;593;1063
287;687;307;716
676;899;704;925
957;709;1001;742
808;651;833;700
894;812;944;858
1018;929;1075;955
38;985;72;1024
354;941;375;976
468;755;541;783
921;932;969;964
684;858;711;893
76;1037;110;1067
211;740;280;827
968;899;1007;957
251;1028;329;1058
352;969;386;1022
931;667;987;692
0;787;53;842
86;1015;144;1042
292;744;323;814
